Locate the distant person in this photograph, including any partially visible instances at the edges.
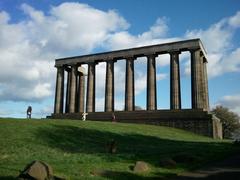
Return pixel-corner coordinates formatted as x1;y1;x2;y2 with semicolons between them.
27;106;32;119
82;112;88;121
111;112;116;122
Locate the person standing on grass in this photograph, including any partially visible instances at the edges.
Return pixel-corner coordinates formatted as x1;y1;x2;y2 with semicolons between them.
82;112;88;121
111;112;116;122
27;106;32;119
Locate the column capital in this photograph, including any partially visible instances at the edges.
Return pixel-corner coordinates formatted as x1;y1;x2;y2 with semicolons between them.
203;56;208;63
55;64;64;68
125;56;136;61
145;53;158;58
67;63;78;67
104;58;117;63
168;50;181;55
86;61;98;65
189;47;202;54
64;66;71;72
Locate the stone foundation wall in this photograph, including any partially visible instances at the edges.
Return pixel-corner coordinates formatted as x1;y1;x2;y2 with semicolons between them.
49;109;223;139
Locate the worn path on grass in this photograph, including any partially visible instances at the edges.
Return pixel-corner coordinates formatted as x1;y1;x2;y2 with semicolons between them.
174;153;240;180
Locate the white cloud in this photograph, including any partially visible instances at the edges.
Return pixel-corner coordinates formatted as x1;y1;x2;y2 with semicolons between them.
216;94;240;116
185;11;240;77
156;73;167;81
0;2;240;117
105;17;180;50
228;11;240;28
20;2;129;53
0;2;129;103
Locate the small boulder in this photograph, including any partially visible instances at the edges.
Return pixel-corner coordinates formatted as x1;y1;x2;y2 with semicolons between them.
159;158;176;169
18;160;65;180
133;161;149;173
18;161;53;180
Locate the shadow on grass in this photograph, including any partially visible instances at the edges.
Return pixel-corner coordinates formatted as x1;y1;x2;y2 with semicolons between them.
91;170;175;180
0;176;16;180
35;124;238;167
175;171;240;180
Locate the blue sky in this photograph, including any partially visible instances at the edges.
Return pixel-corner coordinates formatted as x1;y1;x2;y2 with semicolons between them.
0;0;240;118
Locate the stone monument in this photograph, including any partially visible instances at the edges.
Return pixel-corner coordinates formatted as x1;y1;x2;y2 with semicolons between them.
48;39;222;139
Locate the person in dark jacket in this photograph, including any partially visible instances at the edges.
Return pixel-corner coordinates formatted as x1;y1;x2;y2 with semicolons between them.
27;106;32;119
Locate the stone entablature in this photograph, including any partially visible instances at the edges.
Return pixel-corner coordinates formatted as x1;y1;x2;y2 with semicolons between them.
55;38;207;66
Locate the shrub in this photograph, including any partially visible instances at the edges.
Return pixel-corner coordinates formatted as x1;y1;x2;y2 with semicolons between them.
212;106;240;139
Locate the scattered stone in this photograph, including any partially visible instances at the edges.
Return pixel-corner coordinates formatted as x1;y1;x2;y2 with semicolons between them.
159;158;177;169
133;161;149;173
18;160;65;180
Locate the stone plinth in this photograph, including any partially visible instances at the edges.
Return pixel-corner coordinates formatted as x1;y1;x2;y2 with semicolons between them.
50;109;222;139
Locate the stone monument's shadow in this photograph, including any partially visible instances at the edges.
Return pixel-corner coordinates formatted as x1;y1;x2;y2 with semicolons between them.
35;124;230;167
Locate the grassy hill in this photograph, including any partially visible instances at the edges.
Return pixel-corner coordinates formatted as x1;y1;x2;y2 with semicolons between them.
0;118;239;179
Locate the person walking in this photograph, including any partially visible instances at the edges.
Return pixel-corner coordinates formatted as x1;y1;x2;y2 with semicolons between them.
27;106;32;119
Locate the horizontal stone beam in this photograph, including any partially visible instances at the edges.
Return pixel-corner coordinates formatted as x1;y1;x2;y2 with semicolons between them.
55;39;207;66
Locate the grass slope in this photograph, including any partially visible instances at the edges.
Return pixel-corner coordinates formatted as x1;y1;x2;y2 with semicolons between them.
0;118;239;179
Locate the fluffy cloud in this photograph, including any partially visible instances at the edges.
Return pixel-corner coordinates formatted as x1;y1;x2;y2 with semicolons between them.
106;17;179;50
185;11;240;77
0;2;240;117
20;3;129;53
228;11;240;28
217;94;240;116
0;2;129;102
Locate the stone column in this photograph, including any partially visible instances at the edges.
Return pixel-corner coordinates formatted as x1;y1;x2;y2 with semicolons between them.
86;62;96;112
65;68;71;113
202;58;209;110
77;69;85;113
69;65;78;113
191;49;203;109
170;51;181;109
125;57;135;111
147;54;157;110
105;61;114;112
54;66;64;114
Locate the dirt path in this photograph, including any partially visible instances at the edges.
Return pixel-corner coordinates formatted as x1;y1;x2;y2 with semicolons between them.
174;154;240;179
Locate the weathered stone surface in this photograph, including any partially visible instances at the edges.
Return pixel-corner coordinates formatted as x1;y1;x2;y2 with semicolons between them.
147;54;157;110
50;109;223;138
69;65;78;113
159;158;177;169
105;61;114;112
133;161;150;173
77;70;85;113
54;66;64;114
18;161;53;180
125;57;135;111
50;39;222;139
86;63;96;112
55;39;206;66
170;51;181;109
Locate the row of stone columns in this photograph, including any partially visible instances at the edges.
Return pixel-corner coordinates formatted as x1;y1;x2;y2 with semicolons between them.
54;49;209;114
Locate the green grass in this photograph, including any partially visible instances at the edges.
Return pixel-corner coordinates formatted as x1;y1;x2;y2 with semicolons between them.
0;118;239;179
